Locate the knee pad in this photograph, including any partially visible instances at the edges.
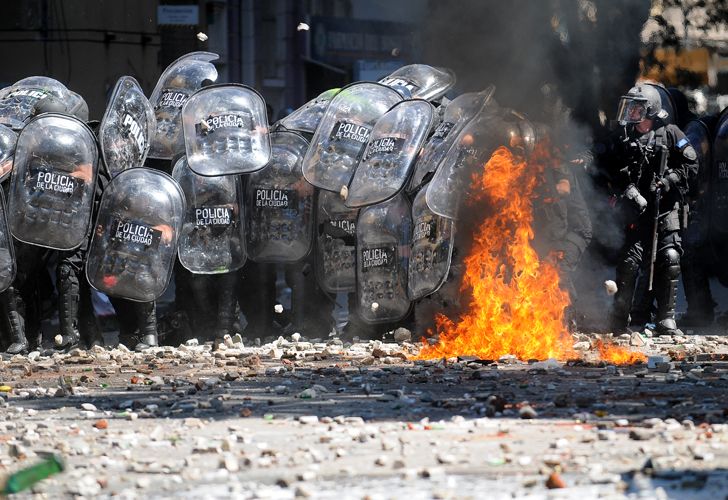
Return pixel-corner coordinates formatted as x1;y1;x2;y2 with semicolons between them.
657;247;681;279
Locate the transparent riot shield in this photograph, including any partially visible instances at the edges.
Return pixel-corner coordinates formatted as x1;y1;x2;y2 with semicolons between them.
302;82;403;193
0;191;16;292
408;86;496;193
0;124;18;182
173;157;245;274
0;76;69;130
278;88;340;135
182;83;271;176
426;108;534;220
148;52;219;160
356;193;412;324
99;76;156;177
246;130;313;263
8;114;98;250
315;190;359;293
408;184;454;300
379;64;456;102
346;99;434;208
86;168;185;302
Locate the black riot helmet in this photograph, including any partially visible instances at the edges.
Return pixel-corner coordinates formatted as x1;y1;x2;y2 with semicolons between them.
616;84;668;125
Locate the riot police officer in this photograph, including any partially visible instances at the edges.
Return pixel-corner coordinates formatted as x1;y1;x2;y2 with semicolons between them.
605;84;698;335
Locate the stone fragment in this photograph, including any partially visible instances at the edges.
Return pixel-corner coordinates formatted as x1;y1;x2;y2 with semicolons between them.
519;405;537;419
630;332;646;347
629;429;655;441
546;472;566;489
394;328;412;342
299;388;318;399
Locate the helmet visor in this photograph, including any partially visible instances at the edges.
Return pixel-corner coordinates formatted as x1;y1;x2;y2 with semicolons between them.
617;97;647;124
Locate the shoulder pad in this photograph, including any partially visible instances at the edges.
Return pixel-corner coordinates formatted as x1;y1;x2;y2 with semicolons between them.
682;144;697;162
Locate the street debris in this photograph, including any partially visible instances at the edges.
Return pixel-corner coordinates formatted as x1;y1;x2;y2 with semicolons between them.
1;331;727;497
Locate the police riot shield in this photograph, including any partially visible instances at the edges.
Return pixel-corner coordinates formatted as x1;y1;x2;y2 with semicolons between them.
182;83;271;176
246;130;314;263
408;86;496;193
302;82;403;193
408;184;454;300
0;190;16;292
379;64;455;102
315;190;359;293
356;193;412;324
346;99;434;208
148;52;219;160
99;76;156;178
0;124;17;182
710;111;728;276
682;118;712;256
8;113;98;250
0;77;69;131
86;168;185;302
278;88;339;135
426;108;534;220
172;157;245;274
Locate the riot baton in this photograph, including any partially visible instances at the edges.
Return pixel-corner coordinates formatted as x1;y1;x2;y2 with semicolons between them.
648;144;669;291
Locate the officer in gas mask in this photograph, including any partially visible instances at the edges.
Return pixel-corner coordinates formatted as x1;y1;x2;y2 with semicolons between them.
604;84;697;335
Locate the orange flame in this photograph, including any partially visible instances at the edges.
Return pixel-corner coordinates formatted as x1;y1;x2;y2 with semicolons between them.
597;340;647;364
416;144;643;364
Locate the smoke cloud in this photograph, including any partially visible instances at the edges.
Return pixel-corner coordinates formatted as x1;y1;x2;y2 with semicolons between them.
414;0;652;330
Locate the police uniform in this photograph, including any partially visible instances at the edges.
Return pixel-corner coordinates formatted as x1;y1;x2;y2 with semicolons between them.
606;87;698;334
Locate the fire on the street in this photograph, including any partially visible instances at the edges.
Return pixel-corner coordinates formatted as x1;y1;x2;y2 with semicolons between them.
416;144;646;364
597;340;647;364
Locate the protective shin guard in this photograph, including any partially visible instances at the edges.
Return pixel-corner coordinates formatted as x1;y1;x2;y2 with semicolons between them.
1;288;29;355
56;263;81;350
655;248;681;335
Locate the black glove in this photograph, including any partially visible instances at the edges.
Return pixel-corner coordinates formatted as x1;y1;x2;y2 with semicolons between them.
656;170;680;193
623;184;647;214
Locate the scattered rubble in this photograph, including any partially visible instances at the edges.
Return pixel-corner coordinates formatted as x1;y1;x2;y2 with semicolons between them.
0;331;727;497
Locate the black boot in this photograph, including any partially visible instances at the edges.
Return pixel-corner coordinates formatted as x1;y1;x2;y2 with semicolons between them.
1;288;29;355
55;262;81;350
133;301;158;351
